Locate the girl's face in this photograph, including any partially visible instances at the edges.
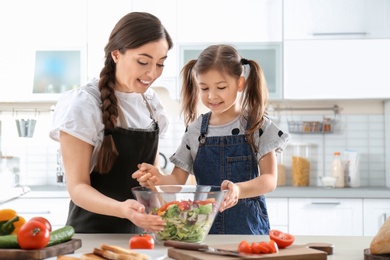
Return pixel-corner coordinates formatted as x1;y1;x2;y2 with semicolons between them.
197;69;245;120
111;39;169;93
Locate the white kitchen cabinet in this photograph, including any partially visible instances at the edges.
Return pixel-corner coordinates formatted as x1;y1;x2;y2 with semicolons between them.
266;198;288;233
284;0;390;40
177;0;283;43
0;198;70;230
0;0;88;102
284;39;390;99
363;199;390;236
288;198;363;236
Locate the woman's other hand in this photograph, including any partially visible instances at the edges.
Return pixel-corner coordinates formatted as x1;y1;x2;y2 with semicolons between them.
132;163;162;187
220;180;239;212
123;199;165;232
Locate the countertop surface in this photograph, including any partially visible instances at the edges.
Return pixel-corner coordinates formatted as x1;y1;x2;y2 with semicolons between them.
266;186;390;199
48;233;375;260
23;185;390;199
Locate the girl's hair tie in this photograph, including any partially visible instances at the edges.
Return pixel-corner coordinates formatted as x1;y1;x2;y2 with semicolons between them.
104;129;112;136
241;58;249;65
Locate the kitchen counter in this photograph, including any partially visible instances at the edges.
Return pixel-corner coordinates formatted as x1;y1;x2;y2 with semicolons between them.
21;185;390;199
53;233;375;260
267;186;390;199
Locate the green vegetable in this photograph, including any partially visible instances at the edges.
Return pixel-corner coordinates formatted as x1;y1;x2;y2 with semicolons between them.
0;234;19;249
47;225;75;247
154;200;217;242
0;225;75;249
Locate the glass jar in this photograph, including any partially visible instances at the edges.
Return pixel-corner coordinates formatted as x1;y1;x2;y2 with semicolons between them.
291;143;311;186
277;153;286;186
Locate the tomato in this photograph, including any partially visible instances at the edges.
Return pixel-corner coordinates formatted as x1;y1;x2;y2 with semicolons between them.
29;216;52;232
237;240;252;254
129;233;154;249
251;242;262;254
197;198;216;205
268;240;279;254
269;229;295;249
17;220;50;249
157;201;179;216
258;241;271;254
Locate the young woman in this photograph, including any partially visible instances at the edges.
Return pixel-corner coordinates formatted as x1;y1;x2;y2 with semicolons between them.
49;12;173;233
133;44;290;235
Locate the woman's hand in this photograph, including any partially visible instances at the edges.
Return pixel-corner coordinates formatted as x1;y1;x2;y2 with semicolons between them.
123;199;165;232
132;163;162;188
220;180;239;212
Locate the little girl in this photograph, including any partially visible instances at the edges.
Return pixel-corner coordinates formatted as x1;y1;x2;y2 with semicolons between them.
133;44;290;235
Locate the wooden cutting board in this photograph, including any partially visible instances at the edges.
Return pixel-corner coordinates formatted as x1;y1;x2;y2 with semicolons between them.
168;243;327;260
0;239;82;260
364;248;390;259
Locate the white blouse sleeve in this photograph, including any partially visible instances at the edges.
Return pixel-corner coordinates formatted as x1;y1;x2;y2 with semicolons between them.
49;85;104;173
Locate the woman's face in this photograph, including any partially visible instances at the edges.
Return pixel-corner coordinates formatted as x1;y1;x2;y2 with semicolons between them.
112;39;169;93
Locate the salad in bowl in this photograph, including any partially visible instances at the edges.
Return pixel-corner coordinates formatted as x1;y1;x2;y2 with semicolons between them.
132;185;227;243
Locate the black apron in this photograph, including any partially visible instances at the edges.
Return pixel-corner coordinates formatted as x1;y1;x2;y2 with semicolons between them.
66;92;159;233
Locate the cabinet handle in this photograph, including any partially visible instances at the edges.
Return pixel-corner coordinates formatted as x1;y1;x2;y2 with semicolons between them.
312;32;367;36
384;213;388;223
311;202;341;205
17;211;51;214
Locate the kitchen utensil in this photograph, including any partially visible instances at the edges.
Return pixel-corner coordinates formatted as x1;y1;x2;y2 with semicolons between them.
364;248;390;259
132;185;227;243
164;240;251;258
0;238;81;260
166;241;333;260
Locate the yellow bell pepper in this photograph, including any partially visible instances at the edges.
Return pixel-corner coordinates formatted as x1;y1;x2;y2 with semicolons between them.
0;209;26;235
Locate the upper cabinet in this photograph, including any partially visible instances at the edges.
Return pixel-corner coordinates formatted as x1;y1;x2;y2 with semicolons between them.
283;39;390;99
177;0;283;43
0;0;88;102
284;0;390;40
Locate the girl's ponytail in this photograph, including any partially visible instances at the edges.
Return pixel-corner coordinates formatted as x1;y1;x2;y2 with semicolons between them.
180;60;199;127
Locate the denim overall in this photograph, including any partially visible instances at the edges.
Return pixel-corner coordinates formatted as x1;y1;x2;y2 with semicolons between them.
193;112;270;234
66;90;159;233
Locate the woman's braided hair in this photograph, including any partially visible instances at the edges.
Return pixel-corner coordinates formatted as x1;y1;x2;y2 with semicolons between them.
95;12;173;174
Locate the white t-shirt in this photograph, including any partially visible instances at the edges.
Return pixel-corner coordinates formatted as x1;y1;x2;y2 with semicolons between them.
170;113;290;174
49;78;169;173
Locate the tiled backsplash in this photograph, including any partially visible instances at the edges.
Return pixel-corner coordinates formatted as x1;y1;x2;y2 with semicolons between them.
0;107;387;187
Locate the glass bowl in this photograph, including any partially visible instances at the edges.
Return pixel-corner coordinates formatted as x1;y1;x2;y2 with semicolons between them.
319;176;338;188
132;185;227;243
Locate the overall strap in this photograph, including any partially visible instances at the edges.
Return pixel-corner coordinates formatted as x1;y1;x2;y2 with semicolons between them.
199;112;211;145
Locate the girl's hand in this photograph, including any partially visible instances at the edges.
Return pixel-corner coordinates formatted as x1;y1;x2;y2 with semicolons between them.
123;199;166;232
220;180;239;212
132;163;161;187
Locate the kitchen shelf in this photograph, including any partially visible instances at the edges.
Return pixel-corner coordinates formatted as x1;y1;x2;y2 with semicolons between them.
288;119;335;134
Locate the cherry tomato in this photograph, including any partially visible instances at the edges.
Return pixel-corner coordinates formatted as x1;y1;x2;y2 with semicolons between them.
269;229;295;249
129;233;154;249
237;240;252;254
258;241;271;254
17;220;50;249
268;239;279;254
29;216;52;232
251;242;262;254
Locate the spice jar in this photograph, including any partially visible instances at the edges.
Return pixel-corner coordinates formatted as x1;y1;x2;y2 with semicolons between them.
291;143;311;186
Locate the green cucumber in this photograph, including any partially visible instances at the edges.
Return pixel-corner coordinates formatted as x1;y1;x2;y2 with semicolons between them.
0;225;75;249
47;225;75;247
0;234;19;249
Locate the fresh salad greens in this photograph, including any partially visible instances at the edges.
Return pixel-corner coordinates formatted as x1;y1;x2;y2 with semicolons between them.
151;199;217;242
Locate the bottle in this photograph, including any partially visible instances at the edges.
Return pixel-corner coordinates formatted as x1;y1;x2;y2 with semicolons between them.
331;152;344;188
